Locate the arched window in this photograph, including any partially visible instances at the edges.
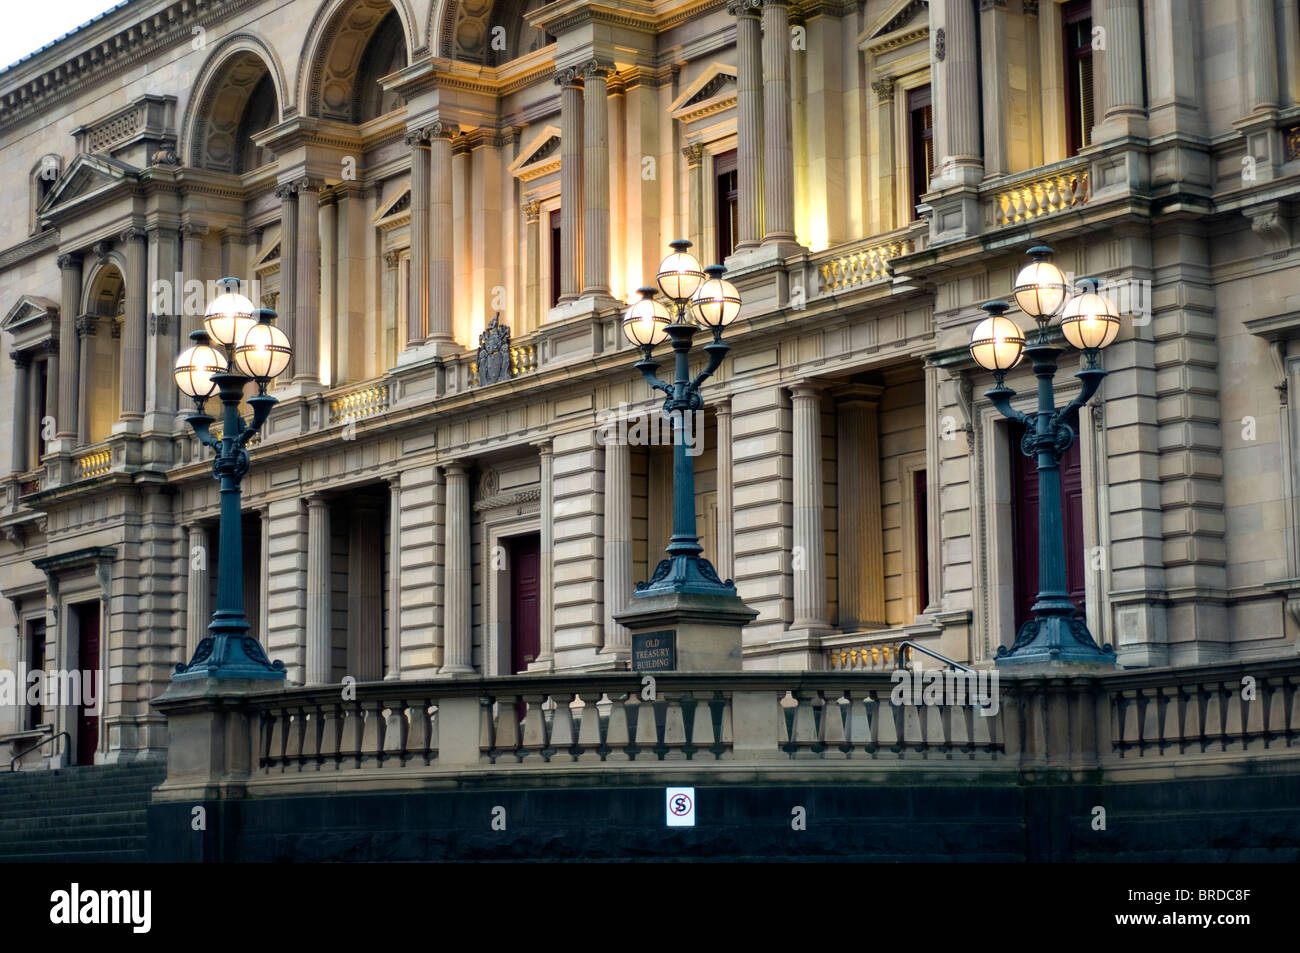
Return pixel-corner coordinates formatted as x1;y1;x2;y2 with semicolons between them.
29;155;62;235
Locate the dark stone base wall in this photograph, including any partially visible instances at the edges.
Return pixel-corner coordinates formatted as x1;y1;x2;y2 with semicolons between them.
148;773;1300;862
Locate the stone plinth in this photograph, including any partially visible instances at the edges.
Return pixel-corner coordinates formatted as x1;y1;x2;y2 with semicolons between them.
614;590;757;672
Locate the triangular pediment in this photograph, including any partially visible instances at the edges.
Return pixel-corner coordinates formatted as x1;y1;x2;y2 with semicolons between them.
669;64;738;122
864;0;929;51
2;295;58;335
372;183;411;230
253;228;282;273
38;153;139;221
508;125;562;181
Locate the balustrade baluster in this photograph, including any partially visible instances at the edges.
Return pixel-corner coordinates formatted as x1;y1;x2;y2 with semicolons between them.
632;696;659;759
549;694;577;762
663;694;688;761
519;694;548;762
576;692;603;762
605;695;632;762
821;692;847;759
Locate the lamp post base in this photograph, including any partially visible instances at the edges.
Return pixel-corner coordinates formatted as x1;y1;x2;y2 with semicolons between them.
174;630;287;681
616;587;757;672
995;614;1116;667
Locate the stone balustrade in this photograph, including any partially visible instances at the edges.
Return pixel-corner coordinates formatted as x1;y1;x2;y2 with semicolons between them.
984;158;1090;229
814;232;917;294
72;445;111;479
327;381;390;425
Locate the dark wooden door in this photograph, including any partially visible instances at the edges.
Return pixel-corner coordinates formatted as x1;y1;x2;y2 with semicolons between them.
510;535;541;675
75;602;100;765
1010;420;1086;631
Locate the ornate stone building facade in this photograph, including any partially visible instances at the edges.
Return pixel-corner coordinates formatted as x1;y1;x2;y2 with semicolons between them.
0;0;1297;767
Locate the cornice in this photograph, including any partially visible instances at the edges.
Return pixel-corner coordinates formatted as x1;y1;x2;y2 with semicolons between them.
0;229;60;274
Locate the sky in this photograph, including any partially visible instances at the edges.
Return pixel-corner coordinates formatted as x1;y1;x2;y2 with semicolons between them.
0;0;131;73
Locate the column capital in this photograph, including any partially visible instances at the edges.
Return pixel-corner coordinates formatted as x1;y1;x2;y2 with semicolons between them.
290;176;324;195
75;314;99;338
979;0;1007;9
831;382;885;405
306;492;330;507
554;66;585;88
10;349;31;368
179;221;209;238
1022;0;1038;15
274;182;296;201
91;240;113;264
41;338;58;356
522;199;543;224
581;59;615;80
681;143;705;167
56;252;82;271
384;248;402;268
871;77;895;104
119;225;147;245
788;380;827;400
530;438;554;458
404;126;428;146
426;119;461;141
442;460;471;477
726;0;764;15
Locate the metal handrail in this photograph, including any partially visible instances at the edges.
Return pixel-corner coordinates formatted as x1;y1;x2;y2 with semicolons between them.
895;640;973;672
9;730;70;771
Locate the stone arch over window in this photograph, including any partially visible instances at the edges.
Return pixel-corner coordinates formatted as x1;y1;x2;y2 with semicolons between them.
184;37;287;174
432;0;552;66
80;260;126;444
299;0;415;123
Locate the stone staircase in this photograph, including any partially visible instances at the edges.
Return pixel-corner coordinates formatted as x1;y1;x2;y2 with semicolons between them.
0;760;165;862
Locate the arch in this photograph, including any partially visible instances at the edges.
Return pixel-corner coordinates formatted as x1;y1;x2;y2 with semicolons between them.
431;0;551;66
79;262;126;445
183;34;288;173
80;255;128;318
298;0;417;121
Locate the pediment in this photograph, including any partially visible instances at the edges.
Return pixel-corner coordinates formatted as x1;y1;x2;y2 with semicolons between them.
2;294;59;350
38;153;139;222
864;0;929;53
508;125;562;182
372;184;411;230
669;64;738;123
252;228;282;273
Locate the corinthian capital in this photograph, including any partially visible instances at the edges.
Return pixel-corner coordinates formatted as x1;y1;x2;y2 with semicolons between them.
56;252;81;271
726;0;763;15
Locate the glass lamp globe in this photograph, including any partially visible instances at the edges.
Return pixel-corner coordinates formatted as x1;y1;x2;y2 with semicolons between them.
203;277;257;348
233;309;293;383
655;239;704;303
689;265;742;331
969;303;1026;373
174;330;228;400
1060;278;1121;352
1013;246;1069;324
623;288;671;348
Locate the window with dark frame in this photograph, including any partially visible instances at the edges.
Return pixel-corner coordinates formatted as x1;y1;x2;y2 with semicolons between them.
549;208;562;308
33;355;48;462
1063;0;1095;157
907;85;934;220
914;468;929;614
25;617;45;731
714;148;738;263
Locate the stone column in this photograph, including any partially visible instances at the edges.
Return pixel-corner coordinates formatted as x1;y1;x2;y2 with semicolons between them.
790;383;828;629
385;476;402;679
871;78;897;231
761;0;797;246
348;499;383;681
582;60;612;296
523;200;541;333
682;144;705;254
715;398;735;583
835;386;885;629
979;0;1008;177
220;228;246;280
729;0;764;250
1103;0;1146;121
293;179;320;385
145;224;179;426
534;440;555;667
405;128;430;346
941;0;983;176
442;462;473;673
275;184;298;358
120;226;147;423
384;249;401;362
556;67;584;302
305;494;331;685
75;316;96;443
318;195;337;386
1247;0;1280;112
10;352;30;473
186;524;210;660
55;254;81;444
1281;0;1300;107
427;121;458;345
602;437;631;655
180;224;205;336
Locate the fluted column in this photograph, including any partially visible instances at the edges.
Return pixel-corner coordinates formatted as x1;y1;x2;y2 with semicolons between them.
836;386;885;629
979;0;1008;176
442;463;473;673
534;440;555;667
428;121;458;345
385;476;402;679
384;249;400;362
556;67;584;302
582;60;612;296
523;200;541;332
179;226;205;336
790;383;828;629
729;0;764;250
186;524;210;659
942;0;983;176
75;316;97;443
602;438;631;655
1103;0;1146;120
293;179;320;385
1247;0;1280;112
682;144;705;253
761;0;797;245
120;226;147;422
306;494;332;685
872;79;897;231
715;399;734;583
55;254;81;444
405;128;430;346
275;183;298;356
10;352;30;473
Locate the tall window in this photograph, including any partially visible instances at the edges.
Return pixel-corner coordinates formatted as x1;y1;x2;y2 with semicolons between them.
907;85;934;219
714;149;738;262
1063;0;1095;156
33;355;48;462
914;469;929;613
24;617;45;731
549;209;562;308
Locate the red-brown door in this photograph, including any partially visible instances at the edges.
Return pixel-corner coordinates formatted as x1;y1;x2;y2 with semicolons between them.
74;602;100;766
1010;420;1086;631
510;535;541;675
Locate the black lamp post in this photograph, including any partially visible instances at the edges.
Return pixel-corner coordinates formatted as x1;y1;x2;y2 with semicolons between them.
969;247;1121;666
623;240;741;597
172;278;292;680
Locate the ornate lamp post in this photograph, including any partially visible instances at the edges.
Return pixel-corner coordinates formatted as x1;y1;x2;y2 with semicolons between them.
172;278;292;681
616;240;755;670
969;247;1121;666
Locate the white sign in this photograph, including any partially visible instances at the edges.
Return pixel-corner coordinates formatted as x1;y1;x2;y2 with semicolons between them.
666;787;695;827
